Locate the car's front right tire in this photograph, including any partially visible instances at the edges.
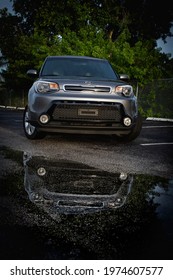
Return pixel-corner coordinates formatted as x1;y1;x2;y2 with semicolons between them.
23;106;46;139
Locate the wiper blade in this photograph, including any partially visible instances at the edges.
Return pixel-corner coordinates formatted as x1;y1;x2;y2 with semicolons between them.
41;74;62;76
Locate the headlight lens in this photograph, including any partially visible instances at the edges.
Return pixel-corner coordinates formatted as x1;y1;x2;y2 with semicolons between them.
115;85;133;97
35;81;59;93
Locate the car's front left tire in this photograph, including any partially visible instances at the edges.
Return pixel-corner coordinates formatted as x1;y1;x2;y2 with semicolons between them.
23;106;46;139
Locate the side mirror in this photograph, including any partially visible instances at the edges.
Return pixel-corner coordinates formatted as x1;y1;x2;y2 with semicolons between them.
27;69;38;77
119;74;130;81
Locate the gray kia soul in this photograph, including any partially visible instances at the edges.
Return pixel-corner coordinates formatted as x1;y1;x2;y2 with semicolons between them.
23;55;142;141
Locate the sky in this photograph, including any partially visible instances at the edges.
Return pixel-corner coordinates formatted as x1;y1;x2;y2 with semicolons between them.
0;0;13;13
157;30;173;58
0;0;173;57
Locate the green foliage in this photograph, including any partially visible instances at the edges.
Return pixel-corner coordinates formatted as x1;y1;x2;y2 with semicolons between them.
12;0;173;43
0;0;173;118
139;79;173;118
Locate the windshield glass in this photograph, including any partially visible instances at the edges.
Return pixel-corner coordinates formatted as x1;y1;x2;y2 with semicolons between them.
40;57;118;80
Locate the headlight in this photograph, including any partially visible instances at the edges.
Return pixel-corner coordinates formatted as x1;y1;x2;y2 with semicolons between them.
35;81;59;93
115;85;133;97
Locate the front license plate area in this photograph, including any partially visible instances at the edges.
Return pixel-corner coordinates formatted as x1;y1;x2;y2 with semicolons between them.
78;108;99;117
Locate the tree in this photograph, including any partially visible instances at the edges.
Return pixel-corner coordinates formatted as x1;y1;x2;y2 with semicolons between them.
0;8;21;58
11;0;173;42
0;0;173;103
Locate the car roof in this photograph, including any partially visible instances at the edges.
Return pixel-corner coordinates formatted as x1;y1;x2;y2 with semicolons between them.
45;55;107;61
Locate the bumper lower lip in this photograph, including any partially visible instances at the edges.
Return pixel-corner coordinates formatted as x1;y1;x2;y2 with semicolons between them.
29;118;135;135
37;124;133;135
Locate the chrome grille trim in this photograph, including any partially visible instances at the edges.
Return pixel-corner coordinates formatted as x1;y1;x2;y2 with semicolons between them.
58;200;104;208
63;84;111;93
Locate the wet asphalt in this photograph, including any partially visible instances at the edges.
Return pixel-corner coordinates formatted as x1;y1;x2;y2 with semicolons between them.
0;109;173;260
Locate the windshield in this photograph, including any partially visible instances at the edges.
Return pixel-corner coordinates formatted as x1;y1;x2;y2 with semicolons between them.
40;57;118;80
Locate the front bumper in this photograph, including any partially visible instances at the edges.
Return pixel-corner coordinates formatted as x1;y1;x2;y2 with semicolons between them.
36;122;134;135
28;93;138;135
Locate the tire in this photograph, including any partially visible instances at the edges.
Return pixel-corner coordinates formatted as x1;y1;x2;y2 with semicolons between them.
119;112;142;142
23;106;46;139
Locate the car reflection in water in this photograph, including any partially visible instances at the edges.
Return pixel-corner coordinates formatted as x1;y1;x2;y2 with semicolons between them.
23;152;133;217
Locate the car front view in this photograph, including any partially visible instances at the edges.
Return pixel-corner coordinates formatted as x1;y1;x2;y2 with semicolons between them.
23;56;142;141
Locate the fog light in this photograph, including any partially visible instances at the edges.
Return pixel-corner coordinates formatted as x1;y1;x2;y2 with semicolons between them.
119;172;128;181
123;117;131;126
37;167;46;176
108;198;123;208
39;114;49;124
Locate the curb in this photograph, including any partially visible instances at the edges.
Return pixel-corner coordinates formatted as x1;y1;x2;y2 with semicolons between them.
146;117;173;122
0;105;25;110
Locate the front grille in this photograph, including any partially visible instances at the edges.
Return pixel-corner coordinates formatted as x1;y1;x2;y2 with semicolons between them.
52;103;122;121
64;85;111;92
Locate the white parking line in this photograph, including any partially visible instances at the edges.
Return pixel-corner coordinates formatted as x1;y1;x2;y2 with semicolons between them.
143;126;173;128
146;117;173;122
141;143;173;146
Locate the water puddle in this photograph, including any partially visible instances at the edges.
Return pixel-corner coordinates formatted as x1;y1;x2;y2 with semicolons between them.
23;152;133;216
0;150;173;260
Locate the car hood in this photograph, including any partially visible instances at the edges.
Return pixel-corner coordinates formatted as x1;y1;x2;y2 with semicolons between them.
39;77;127;87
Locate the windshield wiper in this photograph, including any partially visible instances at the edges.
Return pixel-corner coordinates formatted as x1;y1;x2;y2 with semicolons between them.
41;74;62;76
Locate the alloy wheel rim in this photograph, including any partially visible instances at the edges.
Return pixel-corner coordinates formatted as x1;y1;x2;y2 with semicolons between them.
25;110;36;135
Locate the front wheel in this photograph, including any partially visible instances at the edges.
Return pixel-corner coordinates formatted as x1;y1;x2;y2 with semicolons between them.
23;106;46;139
